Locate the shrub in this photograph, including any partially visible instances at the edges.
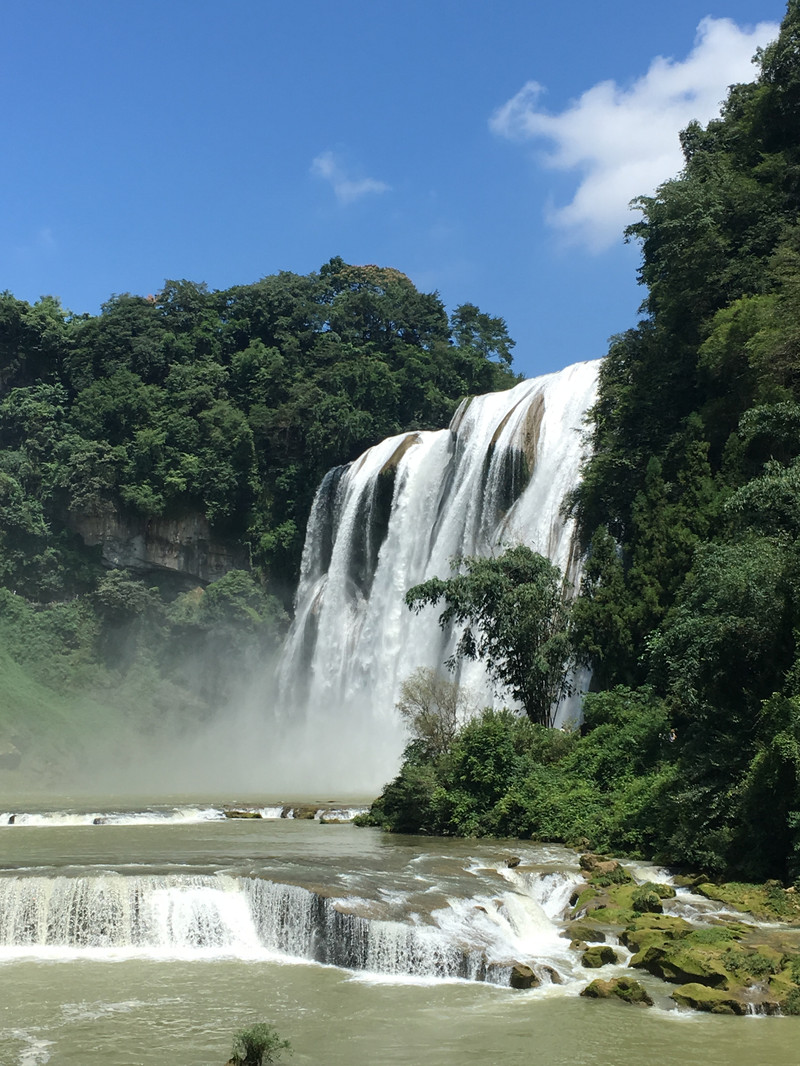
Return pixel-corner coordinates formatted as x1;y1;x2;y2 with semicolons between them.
230;1022;291;1065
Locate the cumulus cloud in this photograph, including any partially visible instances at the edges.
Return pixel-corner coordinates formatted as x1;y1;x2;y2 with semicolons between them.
311;150;391;205
490;17;779;251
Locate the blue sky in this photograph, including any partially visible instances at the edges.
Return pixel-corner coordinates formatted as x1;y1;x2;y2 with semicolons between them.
2;1;785;378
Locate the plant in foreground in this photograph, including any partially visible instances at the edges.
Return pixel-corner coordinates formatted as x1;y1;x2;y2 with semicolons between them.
229;1023;291;1065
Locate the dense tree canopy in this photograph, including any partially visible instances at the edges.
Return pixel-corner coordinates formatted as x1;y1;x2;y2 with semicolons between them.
567;0;800;879
0;258;517;600
0;258;517;743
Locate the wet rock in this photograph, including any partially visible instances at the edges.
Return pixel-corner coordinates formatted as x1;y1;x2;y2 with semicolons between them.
581;945;620;968
506;856;521;868
581;977;653;1006
620;914;692;954
540;965;563;985
7;814;15;825
579;853;632;885
224;809;263;819
509;963;540;989
579;853;611;873
630;945;729;988
631;889;663;914
563;920;607;943
672;982;747;1015
291;806;318;820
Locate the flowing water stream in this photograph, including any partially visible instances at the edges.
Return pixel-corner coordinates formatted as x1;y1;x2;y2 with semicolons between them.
4;366;799;1061
1;801;798;1065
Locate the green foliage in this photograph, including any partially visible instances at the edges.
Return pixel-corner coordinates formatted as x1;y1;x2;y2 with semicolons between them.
230;1022;291;1066
406;546;573;725
563;3;800;881
396;667;471;758
367;688;673;852
0;258;516;771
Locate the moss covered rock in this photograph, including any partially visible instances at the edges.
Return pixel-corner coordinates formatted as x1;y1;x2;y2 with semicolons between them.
630;944;729;988
581;977;653;1006
582;945;620;968
563;920;608;944
695;881;800;923
621;914;692;953
671;983;747;1015
579;853;632;886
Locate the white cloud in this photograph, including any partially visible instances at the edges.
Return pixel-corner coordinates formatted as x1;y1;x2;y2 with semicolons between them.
490;17;779;251
311;150;390;205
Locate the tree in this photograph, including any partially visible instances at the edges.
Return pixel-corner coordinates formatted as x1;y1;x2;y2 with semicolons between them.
396;667;472;757
405;546;573;726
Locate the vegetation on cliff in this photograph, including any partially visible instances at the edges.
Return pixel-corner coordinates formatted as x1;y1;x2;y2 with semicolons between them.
367;2;800;886
568;0;800;882
0;260;516;765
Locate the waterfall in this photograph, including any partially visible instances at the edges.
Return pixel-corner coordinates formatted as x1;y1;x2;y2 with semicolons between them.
0;871;580;984
276;361;599;791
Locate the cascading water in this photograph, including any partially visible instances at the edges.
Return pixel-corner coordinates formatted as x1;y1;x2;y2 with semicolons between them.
277;361;599;789
0;868;583;984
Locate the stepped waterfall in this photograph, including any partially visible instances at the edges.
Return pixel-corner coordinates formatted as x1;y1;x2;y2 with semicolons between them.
0;865;581;983
277;361;599;789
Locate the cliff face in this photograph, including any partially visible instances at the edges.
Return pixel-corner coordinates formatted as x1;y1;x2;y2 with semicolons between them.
68;504;248;585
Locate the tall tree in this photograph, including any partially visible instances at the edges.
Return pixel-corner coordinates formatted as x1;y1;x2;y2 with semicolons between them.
406;546;573;726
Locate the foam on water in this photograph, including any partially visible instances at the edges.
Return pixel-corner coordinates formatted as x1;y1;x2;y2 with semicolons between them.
0;867;586;986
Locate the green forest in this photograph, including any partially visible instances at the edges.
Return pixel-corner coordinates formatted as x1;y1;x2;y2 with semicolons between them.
3;2;800;888
366;2;800;884
0;258;516;770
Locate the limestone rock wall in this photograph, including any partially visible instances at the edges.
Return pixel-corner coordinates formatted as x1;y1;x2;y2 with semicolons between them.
68;504;248;585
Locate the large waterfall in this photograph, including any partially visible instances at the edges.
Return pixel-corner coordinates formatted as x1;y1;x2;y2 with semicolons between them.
276;361;599;792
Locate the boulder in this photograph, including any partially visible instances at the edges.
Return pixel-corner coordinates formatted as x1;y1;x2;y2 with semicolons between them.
563;920;607;943
631;889;663;914
540;965;563;985
671;983;747;1015
581;977;653;1006
579;853;613;873
509;963;540;989
506;856;521;868
581;945;620;968
224;809;263;819
630;945;729;988
620;915;692;953
291;806;318;820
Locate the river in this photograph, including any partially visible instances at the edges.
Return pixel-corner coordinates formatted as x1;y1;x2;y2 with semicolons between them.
0;796;797;1065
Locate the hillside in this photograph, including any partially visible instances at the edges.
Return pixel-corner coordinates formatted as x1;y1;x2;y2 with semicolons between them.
0;260;517;774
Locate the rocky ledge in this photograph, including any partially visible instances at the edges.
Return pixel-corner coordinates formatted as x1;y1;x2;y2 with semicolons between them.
568;854;800;1016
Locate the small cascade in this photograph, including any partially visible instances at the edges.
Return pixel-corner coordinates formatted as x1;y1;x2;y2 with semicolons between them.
0;806;225;829
277;361;599;788
0;869;579;984
0;805;368;828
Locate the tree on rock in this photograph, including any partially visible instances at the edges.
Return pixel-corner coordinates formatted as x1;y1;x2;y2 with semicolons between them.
405;546;573;726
